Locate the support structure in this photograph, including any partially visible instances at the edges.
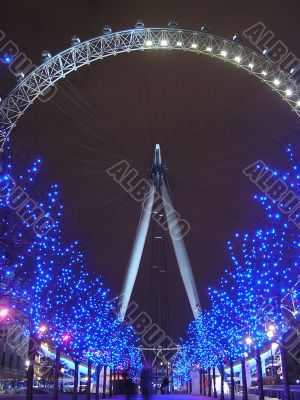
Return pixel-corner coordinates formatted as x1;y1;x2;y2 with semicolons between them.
118;184;155;321
118;144;201;321
162;183;201;319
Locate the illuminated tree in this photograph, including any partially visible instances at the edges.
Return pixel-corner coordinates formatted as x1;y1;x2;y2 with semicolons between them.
253;144;300;326
179;144;300;400
249;144;300;400
0;151;41;300
116;323;143;382
173;341;193;391
87;312;142;398
121;343;143;383
0;154;142;400
208;286;245;400
173;307;240;398
221;223;299;400
51;270;112;400
182;229;297;400
0;155;63;400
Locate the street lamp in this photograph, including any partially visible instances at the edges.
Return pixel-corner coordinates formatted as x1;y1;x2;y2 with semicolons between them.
39;325;47;333
267;331;274;339
245;336;253;346
60;367;65;391
266;324;276;342
0;308;8;317
268;324;276;332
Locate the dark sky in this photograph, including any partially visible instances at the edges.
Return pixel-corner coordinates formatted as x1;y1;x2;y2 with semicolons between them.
1;0;300;341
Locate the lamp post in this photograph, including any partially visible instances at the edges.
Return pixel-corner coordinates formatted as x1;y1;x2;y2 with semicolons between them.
270;345;274;383
60;368;65;391
266;324;276;385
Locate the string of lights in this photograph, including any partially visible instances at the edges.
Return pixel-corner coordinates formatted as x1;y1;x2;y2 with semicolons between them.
0;154;142;397
172;146;299;398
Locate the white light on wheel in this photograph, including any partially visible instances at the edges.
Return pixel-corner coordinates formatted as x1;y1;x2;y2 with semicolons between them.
221;50;227;57
176;41;182;46
248;63;254;69
206;46;212;52
160;40;168;47
145;40;153;47
274;79;280;86
296;100;300;107
286;89;293;97
191;43;198;49
262;70;267;76
234;56;241;63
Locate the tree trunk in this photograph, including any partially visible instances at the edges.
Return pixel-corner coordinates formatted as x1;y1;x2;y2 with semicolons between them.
53;346;61;400
203;369;206;396
102;365;107;399
213;367;217;398
26;332;38;400
208;367;212;397
95;364;101;400
255;348;264;400
241;357;248;400
200;369;203;395
230;358;235;400
171;365;174;394
86;360;92;400
280;345;291;400
73;360;79;400
219;364;225;400
109;366;113;397
113;368;116;395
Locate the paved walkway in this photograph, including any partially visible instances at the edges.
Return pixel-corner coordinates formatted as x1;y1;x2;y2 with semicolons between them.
0;394;262;400
3;388;300;400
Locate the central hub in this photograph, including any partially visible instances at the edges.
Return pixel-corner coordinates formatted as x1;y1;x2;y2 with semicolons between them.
150;144;166;193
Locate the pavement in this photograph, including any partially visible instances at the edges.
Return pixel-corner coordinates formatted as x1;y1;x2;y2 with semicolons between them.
2;387;300;400
0;394;264;400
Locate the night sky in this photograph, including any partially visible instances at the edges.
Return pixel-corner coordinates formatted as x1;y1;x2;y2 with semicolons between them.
1;0;300;341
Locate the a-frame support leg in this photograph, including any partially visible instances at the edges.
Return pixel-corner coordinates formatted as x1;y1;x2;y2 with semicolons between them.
118;184;155;321
162;182;201;319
